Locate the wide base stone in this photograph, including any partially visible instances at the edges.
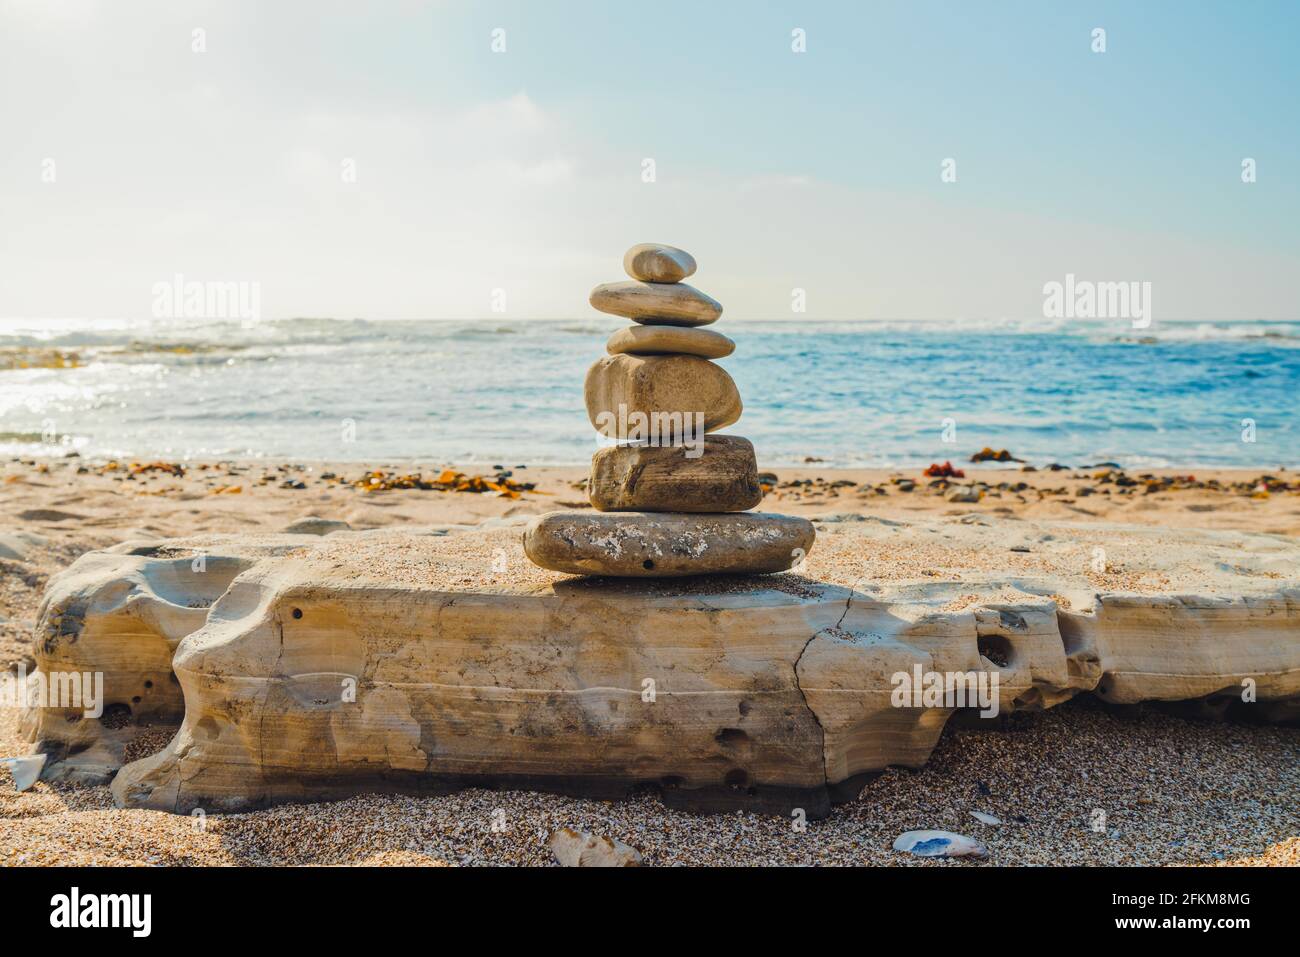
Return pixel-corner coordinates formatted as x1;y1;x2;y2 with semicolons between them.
16;518;1299;817
523;510;814;576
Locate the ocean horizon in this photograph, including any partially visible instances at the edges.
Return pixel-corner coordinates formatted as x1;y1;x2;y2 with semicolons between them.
3;316;1297;469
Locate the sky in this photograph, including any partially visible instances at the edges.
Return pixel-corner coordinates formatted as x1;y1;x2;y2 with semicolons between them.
1;0;1297;321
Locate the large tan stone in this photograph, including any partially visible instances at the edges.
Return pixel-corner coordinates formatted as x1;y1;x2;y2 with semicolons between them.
585;353;741;440
588;435;761;512
606;324;735;359
523;511;813;576
13;517;1293;817
622;243;696;284
589;281;722;327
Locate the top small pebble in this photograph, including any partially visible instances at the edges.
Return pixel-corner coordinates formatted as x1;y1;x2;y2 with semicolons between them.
623;243;697;284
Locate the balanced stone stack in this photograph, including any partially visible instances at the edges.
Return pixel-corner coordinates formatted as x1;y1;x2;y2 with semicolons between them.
524;243;815;577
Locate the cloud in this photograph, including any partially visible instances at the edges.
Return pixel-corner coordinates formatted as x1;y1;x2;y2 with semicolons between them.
461;91;549;135
1;0;103;28
736;174;813;192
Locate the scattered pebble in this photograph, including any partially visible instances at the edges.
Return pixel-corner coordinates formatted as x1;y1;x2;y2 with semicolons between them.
548;827;642;867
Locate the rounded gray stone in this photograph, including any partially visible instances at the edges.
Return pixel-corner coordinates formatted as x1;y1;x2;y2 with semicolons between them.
606;325;735;359
623;243;697;284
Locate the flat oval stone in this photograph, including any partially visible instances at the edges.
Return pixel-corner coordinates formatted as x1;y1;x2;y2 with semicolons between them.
589;281;722;327
585;354;741;439
606;325;735;359
589;435;761;513
623;243;697;284
523;511;815;577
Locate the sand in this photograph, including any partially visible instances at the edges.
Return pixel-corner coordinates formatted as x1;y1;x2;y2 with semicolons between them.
1;455;1297;866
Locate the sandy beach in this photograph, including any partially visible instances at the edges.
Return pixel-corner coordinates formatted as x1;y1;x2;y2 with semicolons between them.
4;456;1298;674
2;455;1297;866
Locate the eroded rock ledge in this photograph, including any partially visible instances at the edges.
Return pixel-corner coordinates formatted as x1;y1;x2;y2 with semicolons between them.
19;517;1300;817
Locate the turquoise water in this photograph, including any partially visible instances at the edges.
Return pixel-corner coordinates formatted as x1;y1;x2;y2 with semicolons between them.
1;317;1296;468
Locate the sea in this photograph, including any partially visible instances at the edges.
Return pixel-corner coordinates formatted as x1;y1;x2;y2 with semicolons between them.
1;317;1296;469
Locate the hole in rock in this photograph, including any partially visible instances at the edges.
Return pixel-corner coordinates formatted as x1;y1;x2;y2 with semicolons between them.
144;680;153;689
977;634;1013;668
724;769;749;788
131;696;141;704
715;728;748;745
642;560;655;570
292;607;304;620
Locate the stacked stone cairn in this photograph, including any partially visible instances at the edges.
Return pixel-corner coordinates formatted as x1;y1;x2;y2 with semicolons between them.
523;243;815;577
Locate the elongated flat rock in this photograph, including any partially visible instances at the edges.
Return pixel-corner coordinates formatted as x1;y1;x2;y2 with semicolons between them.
586;353;741;440
606;324;735;359
623;243;696;284
523;511;814;577
589;435;761;512
589;281;722;327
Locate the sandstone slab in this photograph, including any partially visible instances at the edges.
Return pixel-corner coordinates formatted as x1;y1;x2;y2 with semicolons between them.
585;353;741;440
623;243;696;284
588;435;761;512
523;510;814;576
13;517;1295;818
606;324;735;359
589;281;722;327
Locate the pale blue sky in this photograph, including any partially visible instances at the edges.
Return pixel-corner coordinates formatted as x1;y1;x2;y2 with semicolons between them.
2;0;1296;320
